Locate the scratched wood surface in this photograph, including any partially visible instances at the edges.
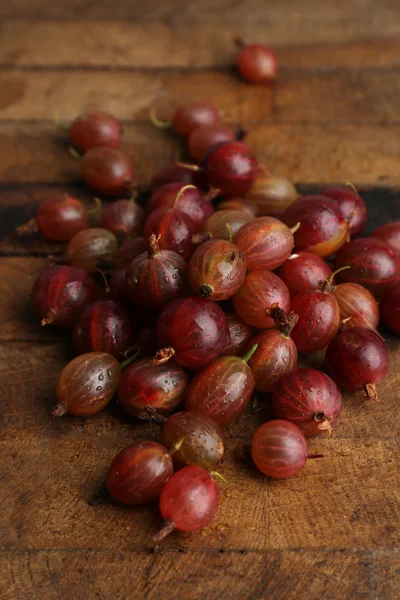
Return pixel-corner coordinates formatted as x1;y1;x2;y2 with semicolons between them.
1;1;400;598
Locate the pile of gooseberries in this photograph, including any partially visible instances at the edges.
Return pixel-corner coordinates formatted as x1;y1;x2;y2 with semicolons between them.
19;44;399;545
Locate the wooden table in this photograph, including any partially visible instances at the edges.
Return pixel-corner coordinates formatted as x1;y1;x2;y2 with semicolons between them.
1;1;400;598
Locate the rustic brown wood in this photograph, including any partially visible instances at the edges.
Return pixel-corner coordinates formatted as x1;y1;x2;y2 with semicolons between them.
0;549;378;600
1;21;400;68
1;1;400;598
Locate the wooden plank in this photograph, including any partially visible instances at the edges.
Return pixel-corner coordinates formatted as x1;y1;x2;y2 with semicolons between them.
1;124;400;192
0;549;376;600
1;21;400;68
1;422;399;552
1;0;399;36
374;551;400;599
0;71;242;121
1;70;400;124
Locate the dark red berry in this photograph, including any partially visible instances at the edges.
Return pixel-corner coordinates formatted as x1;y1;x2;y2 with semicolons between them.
234;216;294;271
101;199;144;238
115;236;146;269
284;195;348;257
118;348;188;417
252;420;320;479
279;252;333;298
233;270;290;329
334;238;398;298
272;369;342;436
143;207;195;261
322;185;367;238
157;297;229;370
235;39;278;84
325;326;389;400
380;281;400;334
188;239;247;300
247;172;297;216
371;221;400;259
66;228;118;272
222;313;255;356
69;111;121;152
147;184;214;232
81;147;135;197
334;282;379;330
204;141;258;197
188;124;235;162
172;102;220;137
125;234;187;311
31;265;98;327
106;441;173;505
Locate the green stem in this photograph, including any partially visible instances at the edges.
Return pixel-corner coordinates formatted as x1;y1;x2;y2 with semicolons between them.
120;346;141;371
241;344;258;364
211;471;228;484
88;197;102;215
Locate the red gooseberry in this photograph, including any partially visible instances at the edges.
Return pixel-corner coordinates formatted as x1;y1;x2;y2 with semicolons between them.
283;195;348;257
118;348;188;417
234;216;295;271
157;297;229;370
147;184;215;232
154;466;220;541
252;420;321;479
334;282;379;330
109;268;130;305
17;194;89;242
334;238;398;298
150;164;200;191
233;270;290;329
380;281;400;334
246;305;298;392
106;441;173;505
216;197;258;217
172;101;220;137
246;172;298;216
160;411;225;471
188;239;247;300
221;313;255;356
272;369;342;436
81;147;135;197
204;141;258;197
184;344;257;425
279;252;333;298
101;198;144;239
31;265;98;327
72;299;134;359
53;351;128;417
371;221;400;260
69;111;121;152
143;207;195;261
235;38;278;84
66;228;118;272
322;185;367;238
289;268;347;353
125;234;187;311
325;326;389;401
198;209;253;242
188;124;235;162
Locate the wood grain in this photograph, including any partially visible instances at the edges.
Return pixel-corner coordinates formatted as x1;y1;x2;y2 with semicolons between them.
0;549;376;600
1;21;400;68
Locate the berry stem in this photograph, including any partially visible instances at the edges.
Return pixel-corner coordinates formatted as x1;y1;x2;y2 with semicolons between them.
204;188;221;202
169;437;186;456
307;453;324;459
192;232;212;245
211;471;228;484
176;161;201;172
235;126;248;142
314;413;332;436
345;182;359;197
234;37;246;49
52;402;68;417
96;269;110;295
87;197;102;215
174;185;197;205
151;347;176;366
149;107;171;129
225;223;233;242
290;222;301;234
267;303;299;337
68;145;81;159
148;233;161;258
241;344;258;364
119;346;141;371
322;265;351;292
365;383;380;402
41;310;56;327
16;217;39;236
153;520;176;544
137;405;167;425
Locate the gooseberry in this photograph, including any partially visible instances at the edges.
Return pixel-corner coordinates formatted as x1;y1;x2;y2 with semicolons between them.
143;207;195;261
69;111;121;152
279;252;333;297
246;172;297;216
101;198;144;238
204;141;258;197
334;282;379;330
66;228;118;272
380;281;400;334
371;221;400;260
235;38;278;84
81;147;135;197
322;185;367;238
222;313;255;356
